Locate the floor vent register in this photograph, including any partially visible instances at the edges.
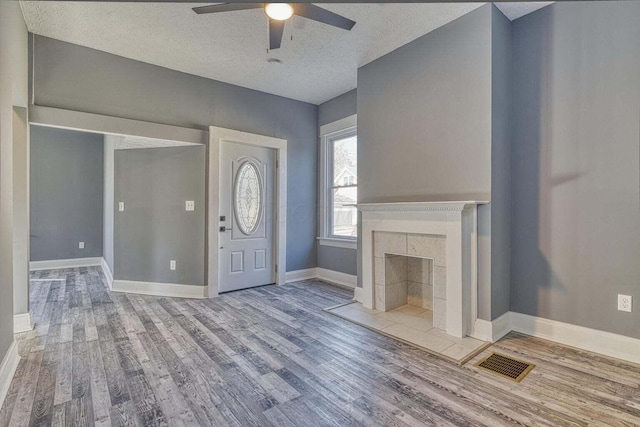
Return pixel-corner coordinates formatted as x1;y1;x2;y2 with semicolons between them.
475;352;535;382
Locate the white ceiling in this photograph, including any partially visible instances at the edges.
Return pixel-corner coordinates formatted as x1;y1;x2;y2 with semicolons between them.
20;1;551;105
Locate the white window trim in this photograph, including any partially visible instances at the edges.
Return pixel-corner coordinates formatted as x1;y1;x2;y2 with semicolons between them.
319;114;357;136
317;237;357;250
318;114;357;248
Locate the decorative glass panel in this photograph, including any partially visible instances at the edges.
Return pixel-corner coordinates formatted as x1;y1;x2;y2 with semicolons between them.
234;162;262;235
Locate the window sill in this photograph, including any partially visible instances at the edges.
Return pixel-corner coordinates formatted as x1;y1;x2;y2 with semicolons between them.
317;237;357;250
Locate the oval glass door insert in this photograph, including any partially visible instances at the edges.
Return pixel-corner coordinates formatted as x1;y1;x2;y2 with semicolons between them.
234;161;263;235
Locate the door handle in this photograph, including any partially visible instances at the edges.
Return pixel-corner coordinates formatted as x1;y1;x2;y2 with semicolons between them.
219;226;232;232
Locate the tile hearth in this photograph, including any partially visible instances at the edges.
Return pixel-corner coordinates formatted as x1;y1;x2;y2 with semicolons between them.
327;302;488;364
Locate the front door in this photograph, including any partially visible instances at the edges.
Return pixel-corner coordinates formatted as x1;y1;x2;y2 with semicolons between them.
219;141;275;293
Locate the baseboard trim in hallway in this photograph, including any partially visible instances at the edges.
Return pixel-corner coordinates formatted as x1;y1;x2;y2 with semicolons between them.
0;341;19;410
32;258;204;299
29;257;102;271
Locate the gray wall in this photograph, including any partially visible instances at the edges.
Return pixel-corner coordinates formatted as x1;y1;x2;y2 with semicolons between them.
30;126;104;261
103;135;119;270
33;35;318;272
489;7;512;319
318;89;357;128
511;1;640;338
317;89;358;276
317;246;357;276
357;6;492;204
114;146;206;285
0;0;29;358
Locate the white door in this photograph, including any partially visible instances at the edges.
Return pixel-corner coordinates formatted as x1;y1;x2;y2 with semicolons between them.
219;141;276;292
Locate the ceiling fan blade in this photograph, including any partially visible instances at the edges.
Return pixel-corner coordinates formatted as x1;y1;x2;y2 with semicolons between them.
193;3;263;15
269;19;285;50
293;4;355;31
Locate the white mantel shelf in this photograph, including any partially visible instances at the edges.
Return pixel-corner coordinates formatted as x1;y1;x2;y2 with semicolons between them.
358;201;489;212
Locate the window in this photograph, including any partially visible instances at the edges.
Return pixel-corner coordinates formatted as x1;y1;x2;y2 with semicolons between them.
319;115;357;248
328;131;357;238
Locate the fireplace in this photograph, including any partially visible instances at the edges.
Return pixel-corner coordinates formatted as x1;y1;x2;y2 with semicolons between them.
378;253;434;312
375;235;445;330
358;201;485;338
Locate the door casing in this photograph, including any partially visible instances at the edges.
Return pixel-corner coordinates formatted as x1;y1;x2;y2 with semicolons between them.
208;126;287;297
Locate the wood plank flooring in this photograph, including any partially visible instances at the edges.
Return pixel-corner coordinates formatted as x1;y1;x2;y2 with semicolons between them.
1;266;639;426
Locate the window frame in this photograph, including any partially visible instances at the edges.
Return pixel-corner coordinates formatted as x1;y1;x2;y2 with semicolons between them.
318;115;357;249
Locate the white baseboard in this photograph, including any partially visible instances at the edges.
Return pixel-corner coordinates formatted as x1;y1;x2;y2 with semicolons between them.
473;311;640;365
29;257;103;271
0;341;20;410
316;268;357;289
13;312;33;334
471;319;492;342
285;268;318;283
511;312;640;365
285;267;357;289
111;279;207;299
100;258;113;291
286;267;359;298
492;311;513;341
354;286;363;302
472;311;512;342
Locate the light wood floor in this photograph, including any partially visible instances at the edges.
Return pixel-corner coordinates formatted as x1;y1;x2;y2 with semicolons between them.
1;267;639;426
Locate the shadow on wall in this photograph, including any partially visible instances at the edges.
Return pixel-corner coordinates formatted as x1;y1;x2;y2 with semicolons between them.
512;11;581;321
510;1;640;340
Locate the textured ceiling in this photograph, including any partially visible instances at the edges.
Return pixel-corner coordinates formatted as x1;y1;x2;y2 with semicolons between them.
20;2;551;105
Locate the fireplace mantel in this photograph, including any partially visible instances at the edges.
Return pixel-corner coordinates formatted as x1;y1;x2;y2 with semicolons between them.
358;200;487;338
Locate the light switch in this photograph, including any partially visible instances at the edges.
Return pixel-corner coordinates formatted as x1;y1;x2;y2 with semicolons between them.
118;202;125;212
185;201;195;211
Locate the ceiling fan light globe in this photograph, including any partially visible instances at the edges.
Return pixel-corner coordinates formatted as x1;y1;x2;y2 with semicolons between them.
265;3;294;21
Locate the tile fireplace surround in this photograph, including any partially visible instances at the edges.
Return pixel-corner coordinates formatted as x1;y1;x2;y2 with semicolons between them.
357;201;486;338
377;238;443;327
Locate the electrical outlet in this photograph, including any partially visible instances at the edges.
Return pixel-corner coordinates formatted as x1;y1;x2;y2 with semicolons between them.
118;202;125;212
170;260;176;271
185;201;195;211
79;242;85;249
618;294;632;312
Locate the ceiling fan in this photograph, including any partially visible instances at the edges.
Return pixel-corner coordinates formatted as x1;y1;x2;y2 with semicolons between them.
193;3;356;50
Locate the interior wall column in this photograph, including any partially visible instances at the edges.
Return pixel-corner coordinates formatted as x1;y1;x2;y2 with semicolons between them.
12;107;31;331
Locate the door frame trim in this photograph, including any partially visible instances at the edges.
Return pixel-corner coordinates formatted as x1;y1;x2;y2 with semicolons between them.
208;126;287;297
